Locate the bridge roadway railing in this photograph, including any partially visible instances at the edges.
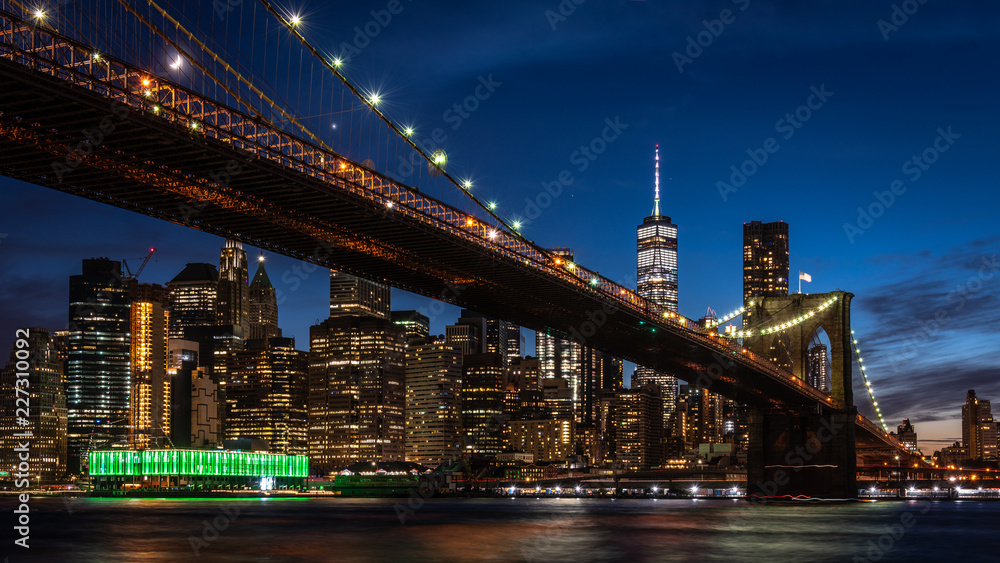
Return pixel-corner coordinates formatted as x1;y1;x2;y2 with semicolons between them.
855;413;904;450
0;9;834;407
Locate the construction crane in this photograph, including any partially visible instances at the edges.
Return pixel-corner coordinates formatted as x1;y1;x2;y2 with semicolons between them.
123;247;156;281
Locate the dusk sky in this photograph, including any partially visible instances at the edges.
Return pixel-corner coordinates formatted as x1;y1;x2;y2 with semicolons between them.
1;0;997;450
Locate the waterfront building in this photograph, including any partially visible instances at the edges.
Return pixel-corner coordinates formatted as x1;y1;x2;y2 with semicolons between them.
460;353;505;457
962;390;998;460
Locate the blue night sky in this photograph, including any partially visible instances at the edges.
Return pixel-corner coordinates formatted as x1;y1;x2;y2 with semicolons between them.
1;0;997;450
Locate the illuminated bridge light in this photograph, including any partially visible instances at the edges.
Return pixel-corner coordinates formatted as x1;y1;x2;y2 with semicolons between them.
33;9;45;19
463;180;472;189
369;93;381;105
404;127;414;136
487;229;497;240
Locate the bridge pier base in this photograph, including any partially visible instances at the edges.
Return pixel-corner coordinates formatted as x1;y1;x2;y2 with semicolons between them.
747;408;857;499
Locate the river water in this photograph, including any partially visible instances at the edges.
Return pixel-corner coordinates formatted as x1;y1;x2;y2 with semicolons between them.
4;497;998;562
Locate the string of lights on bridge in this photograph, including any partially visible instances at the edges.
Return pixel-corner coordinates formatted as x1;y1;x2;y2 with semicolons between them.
716;295;839;339
852;331;889;433
257;1;531;248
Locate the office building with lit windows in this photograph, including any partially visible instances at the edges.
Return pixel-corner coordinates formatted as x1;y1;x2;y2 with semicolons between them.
807;344;829;393
743;220;789;305
226;337;309;455
615;384;663;471
404;337;462;467
67;258;131;471
507;419;574;463
461;353;505;457
128;282;170;449
962;390;998;460
0;328;67;482
391;310;431;343
217;239;250;336
308;316;406;473
166;263;218;339
896;418;918;452
248;256;281;341
329;271;390;319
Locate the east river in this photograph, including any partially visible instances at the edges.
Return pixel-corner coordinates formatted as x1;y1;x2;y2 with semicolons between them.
4;497;998;561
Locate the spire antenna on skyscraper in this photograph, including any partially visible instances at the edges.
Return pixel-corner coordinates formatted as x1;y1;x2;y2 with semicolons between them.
653;144;660;217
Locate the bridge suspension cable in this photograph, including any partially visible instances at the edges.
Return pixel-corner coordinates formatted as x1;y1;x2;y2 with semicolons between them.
851;330;889;433
117;0;334;153
254;0;545;256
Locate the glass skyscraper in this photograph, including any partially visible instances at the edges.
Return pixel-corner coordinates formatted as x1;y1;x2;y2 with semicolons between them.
634;146;679;424
67;258;131;471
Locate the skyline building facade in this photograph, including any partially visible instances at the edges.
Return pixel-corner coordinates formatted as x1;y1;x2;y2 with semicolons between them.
962;389;998;461
461;353;505;457
329;271;390;319
248;256;281;341
807;344;830;393
742;220;790;306
404;337;463;467
391;310;431;343
0;328;67;482
896;418;918;452
67;258;131;471
166;263;218;339
225;336;308;455
634;146;679;428
615;384;663;471
217;239;250;337
128;282;170;449
308;316;406;473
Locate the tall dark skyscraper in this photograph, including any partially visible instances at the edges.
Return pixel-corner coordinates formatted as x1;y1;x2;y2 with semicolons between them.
454;310;510;368
67;258;130;471
742;220;789;306
217;239;250;336
0;328;67;482
506;323;522;364
391;310;431;343
634;147;679;426
962;390;998;461
329;271;390;319
248;255;281;341
166;263;219;339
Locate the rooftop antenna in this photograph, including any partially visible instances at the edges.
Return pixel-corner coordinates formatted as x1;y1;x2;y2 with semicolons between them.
653;144;660;217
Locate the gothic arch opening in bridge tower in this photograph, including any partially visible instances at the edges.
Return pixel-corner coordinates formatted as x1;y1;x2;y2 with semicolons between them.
805;326;833;394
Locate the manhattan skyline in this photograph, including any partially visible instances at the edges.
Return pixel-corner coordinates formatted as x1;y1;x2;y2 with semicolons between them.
1;0;998;453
